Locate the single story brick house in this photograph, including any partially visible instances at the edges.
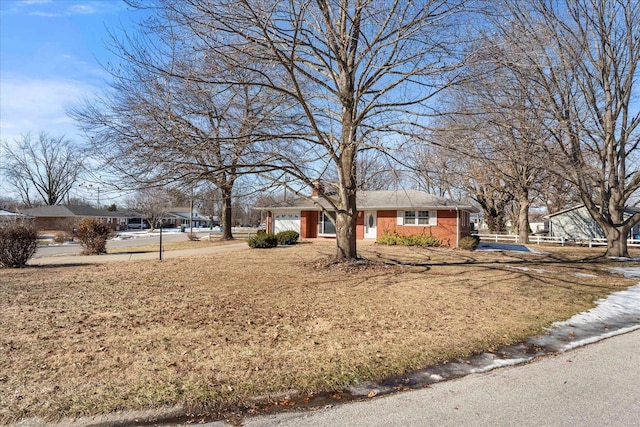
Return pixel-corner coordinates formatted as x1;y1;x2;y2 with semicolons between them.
260;189;479;247
21;205;129;231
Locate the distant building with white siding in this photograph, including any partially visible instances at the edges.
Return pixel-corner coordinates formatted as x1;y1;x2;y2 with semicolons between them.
547;205;640;240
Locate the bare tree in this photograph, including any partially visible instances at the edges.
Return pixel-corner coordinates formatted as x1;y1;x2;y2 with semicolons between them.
71;31;289;240
0;132;83;207
402;142;461;199
495;0;640;256
140;0;473;260
127;188;172;232
442;59;549;242
355;151;401;192
537;173;581;215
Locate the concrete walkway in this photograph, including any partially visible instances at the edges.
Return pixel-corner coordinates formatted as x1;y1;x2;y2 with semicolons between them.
27;242;249;266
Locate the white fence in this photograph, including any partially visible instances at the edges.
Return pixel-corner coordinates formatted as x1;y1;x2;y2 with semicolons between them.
474;233;640;248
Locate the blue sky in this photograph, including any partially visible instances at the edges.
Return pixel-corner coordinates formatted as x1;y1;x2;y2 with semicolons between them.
0;0;142;144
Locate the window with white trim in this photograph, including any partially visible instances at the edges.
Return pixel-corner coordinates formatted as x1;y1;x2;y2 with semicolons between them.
398;210;437;226
462;211;469;227
319;211;336;235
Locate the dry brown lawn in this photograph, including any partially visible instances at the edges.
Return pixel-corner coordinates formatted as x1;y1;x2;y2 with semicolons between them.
1;241;638;424
107;237;242;254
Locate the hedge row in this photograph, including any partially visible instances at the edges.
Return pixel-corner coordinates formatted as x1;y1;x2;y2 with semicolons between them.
248;230;300;249
377;231;441;247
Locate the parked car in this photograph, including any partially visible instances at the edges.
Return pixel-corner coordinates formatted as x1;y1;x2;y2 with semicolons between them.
127;222;147;230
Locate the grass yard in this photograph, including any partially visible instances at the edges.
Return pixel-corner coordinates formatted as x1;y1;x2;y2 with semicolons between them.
1;241;638;424
107;237;243;254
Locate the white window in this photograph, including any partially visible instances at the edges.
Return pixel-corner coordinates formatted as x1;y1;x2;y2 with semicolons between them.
319;211;336;235
397;210;437;226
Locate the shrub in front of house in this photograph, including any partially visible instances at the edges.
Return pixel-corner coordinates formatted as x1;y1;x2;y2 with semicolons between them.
378;231;441;247
458;235;480;250
0;223;38;268
248;233;278;249
53;231;72;244
75;218;113;255
276;230;300;245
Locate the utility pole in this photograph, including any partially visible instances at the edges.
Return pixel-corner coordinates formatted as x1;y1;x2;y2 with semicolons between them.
189;185;194;234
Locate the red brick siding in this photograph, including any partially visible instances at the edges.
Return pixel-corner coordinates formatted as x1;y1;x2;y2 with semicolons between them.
377;209;461;247
356;211;365;240
300;211;318;238
266;211;273;234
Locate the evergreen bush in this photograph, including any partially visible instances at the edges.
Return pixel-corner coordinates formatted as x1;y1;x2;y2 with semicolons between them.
276;230;300;245
248;233;278;248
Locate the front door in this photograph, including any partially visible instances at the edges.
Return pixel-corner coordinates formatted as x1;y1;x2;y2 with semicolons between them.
364;211;377;239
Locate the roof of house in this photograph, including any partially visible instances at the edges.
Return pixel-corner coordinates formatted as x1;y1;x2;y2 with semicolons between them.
21;205;121;218
262;190;479;212
0;209;31;217
546;204;640;218
167;208;210;221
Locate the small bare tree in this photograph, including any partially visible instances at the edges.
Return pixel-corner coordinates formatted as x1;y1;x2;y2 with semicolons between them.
0;132;83;207
127;188;172;232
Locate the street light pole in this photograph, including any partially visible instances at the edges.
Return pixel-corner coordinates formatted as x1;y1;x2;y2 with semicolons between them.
159;220;163;261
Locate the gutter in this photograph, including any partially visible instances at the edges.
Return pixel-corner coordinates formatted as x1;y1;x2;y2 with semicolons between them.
456;207;459;247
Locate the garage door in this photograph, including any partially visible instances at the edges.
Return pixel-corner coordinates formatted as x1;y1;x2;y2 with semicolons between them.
273;211;300;234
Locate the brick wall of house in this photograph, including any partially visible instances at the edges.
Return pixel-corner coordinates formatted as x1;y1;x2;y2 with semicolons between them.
34;217;80;233
355;211;365;240
266;211;273;234
300;211;318;238
377;209;461;247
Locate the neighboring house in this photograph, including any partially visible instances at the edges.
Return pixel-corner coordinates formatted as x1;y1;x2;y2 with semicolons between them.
547;205;640;241
21;205;128;231
166;208;211;229
529;220;549;235
115;210;147;230
0;209;33;227
260;189;479;247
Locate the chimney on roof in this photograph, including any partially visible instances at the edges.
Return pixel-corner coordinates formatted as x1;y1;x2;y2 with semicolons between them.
312;182;324;198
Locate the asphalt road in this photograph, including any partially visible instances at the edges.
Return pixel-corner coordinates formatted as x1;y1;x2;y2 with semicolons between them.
32;229;215;258
231;330;640;427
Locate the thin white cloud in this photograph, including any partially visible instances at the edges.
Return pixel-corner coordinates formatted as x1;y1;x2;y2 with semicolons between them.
0;76;99;142
3;0;124;17
68;4;96;15
19;0;53;5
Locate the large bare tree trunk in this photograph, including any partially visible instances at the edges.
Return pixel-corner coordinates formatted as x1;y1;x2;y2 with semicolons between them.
335;198;358;260
604;227;627;258
335;152;358;259
220;185;234;240
516;196;530;244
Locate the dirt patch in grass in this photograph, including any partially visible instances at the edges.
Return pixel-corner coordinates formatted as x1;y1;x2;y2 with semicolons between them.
0;241;637;423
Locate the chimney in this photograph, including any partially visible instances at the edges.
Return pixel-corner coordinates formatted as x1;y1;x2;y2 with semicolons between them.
312;182;324;198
